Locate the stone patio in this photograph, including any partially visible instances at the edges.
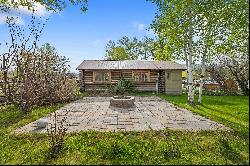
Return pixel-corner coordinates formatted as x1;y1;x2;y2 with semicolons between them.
15;96;230;133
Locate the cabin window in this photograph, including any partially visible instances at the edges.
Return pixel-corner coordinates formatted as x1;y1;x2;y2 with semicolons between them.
93;70;110;82
132;71;150;82
166;72;171;80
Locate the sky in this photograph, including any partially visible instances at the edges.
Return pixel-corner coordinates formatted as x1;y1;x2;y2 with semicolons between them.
0;0;158;72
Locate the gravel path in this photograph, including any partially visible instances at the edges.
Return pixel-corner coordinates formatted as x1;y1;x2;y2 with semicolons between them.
15;96;230;133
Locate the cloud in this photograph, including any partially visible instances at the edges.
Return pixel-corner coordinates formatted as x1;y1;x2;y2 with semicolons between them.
10;2;51;17
14;16;25;25
133;22;146;31
132;21;156;37
0;14;25;25
0;1;51;25
93;38;112;47
146;29;155;36
0;15;5;24
137;24;146;31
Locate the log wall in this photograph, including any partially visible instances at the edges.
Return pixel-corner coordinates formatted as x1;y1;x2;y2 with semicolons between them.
79;69;160;92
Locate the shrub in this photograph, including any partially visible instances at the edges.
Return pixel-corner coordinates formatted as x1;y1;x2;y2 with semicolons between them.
0;17;79;112
111;78;135;96
47;110;69;158
201;88;241;96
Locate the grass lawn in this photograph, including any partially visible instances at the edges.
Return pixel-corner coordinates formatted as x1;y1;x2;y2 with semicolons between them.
159;94;249;136
0;94;249;165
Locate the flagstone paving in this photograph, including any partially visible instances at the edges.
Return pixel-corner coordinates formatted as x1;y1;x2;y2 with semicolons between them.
15;96;230;133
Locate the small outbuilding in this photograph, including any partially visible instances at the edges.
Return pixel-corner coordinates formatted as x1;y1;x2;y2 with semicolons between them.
77;60;186;95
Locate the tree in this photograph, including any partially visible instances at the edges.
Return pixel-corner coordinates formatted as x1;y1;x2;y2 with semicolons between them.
114;36;171;61
0;0;88;13
105;46;129;61
194;1;223;103
150;0;249;104
138;36;154;60
151;37;172;61
195;0;249;103
0;16;78;112
218;54;248;95
105;36;156;61
150;0;196;105
118;36;140;60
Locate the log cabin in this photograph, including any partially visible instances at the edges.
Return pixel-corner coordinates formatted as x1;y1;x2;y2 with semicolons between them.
77;60;186;95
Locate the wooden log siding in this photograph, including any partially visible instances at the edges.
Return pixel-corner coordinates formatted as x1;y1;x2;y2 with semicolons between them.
84;70;94;83
81;69;161;92
111;70;122;83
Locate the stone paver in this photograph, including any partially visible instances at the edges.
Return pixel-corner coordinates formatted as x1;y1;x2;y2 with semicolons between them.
15;96;230;133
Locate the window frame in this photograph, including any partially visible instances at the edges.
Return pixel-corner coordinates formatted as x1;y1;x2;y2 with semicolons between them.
132;70;151;82
93;70;111;83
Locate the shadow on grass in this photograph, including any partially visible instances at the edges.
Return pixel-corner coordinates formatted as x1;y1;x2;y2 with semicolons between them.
202;98;237;106
0;106;26;129
220;138;248;165
201;105;242;120
41;146;66;165
195;106;249;140
0;104;64;132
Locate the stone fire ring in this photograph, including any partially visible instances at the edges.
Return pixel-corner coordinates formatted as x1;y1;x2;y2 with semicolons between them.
110;96;135;108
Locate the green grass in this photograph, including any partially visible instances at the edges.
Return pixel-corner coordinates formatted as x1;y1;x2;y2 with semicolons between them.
0;104;64;132
0;94;249;165
159;94;249;135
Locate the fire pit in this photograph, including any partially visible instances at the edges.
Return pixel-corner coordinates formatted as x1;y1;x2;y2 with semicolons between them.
110;96;135;108
36;118;48;129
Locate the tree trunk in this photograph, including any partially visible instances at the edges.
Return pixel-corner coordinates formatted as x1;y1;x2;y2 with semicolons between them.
187;9;194;105
187;45;194;105
2;55;7;99
198;53;206;104
184;47;189;93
